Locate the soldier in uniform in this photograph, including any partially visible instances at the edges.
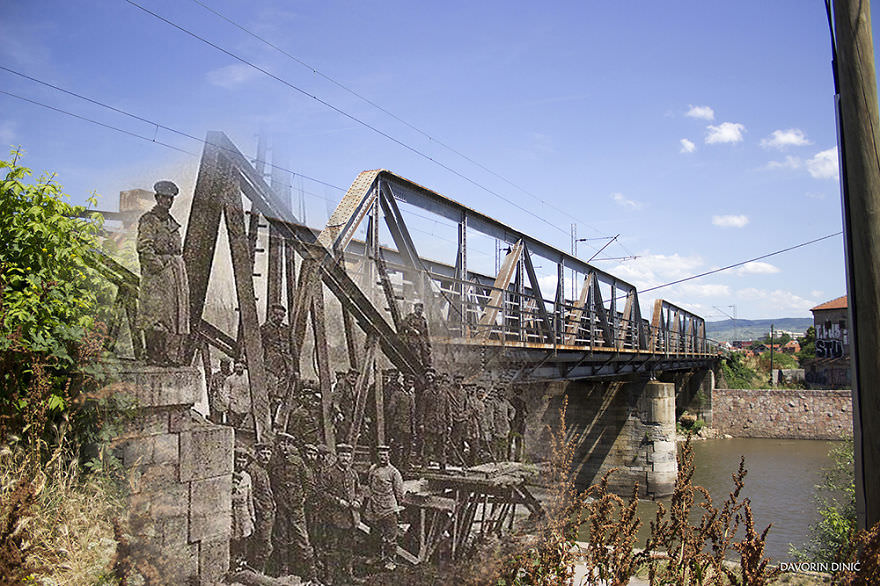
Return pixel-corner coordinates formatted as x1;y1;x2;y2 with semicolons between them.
417;369;449;470
269;433;318;582
465;384;486;466
333;369;359;442
247;442;276;572
208;358;232;423
231;448;255;566
321;443;364;584
400;301;432;367
217;361;251;429
301;444;325;579
492;387;515;461
479;386;496;462
386;370;415;473
136;180;190;365
447;373;469;466
261;303;295;409
508;386;528;462
365;445;405;571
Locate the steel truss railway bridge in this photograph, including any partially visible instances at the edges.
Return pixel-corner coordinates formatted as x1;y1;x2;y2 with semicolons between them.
101;131;722;501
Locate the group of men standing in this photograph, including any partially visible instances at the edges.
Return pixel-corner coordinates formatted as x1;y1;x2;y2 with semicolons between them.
377;367;530;471
229;436;405;585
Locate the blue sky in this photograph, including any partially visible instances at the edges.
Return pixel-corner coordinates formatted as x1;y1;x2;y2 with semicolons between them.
0;1;864;322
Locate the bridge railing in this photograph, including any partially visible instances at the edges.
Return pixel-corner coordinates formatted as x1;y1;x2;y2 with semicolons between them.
421;270;717;356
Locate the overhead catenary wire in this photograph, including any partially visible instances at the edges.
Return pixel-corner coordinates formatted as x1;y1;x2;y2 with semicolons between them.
2;75;841;301
635;231;843;296
0;85;495;263
122;0;605;245
186;0;617;245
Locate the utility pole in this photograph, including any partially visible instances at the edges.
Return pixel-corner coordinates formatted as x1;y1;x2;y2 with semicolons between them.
831;0;880;530
769;324;775;387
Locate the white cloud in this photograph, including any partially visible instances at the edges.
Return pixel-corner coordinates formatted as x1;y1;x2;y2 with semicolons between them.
611;192;643;210
736;288;818;313
706;122;746;144
680;138;696;153
610;253;704;291
737;261;780;275
679;283;731;297
805;191;826;200
686;105;715;120
807;147;840;179
764;156;802;170
712;214;749;228
760;128;812;149
205;63;263;88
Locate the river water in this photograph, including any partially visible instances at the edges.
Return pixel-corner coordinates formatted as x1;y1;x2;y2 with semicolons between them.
577;438;840;564
644;438;838;563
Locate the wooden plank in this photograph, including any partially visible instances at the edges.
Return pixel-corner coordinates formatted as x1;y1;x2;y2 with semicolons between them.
223;197;271;442
475;240;523;339
564;273;594;345
617;290;634;350
348;336;378;449
310;282;336;450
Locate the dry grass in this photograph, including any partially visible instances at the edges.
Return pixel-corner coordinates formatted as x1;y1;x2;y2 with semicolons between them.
0;446;124;585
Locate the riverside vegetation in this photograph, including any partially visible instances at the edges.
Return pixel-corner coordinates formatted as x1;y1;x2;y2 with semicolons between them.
0;152;130;585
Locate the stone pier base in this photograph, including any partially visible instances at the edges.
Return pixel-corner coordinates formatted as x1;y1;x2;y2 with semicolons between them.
113;364;233;585
537;378;678;498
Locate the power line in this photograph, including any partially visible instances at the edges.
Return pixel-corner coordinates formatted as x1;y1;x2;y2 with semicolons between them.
0;66;342;192
0;84;494;263
122;0;588;242
636;232;843;296
187;0;615;243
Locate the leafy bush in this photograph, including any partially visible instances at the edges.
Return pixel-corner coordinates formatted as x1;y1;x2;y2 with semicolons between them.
0;150;116;463
721;353;759;389
790;438;856;564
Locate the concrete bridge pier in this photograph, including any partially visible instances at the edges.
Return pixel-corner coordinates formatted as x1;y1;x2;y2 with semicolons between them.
666;366;717;426
535;377;677;498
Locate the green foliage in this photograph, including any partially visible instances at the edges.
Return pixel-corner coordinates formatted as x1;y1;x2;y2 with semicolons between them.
0;150;116;461
721;353;759;389
758;350;798;371
790;438;856;564
797;326;816;363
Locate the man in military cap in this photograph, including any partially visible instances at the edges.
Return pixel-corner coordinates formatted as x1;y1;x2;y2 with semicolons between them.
333;369;359;442
269;433;318;581
247;442;276;572
136;180;190;365
492;387;515;461
261;302;295;408
417;368;449;470
231;447;255;565
508;386;528;462
321;443;364;584
447;373;469;466
386;370;415;473
217;360;251;429
400;301;432;368
365;445;404;571
208;358;232;423
465;384;486;465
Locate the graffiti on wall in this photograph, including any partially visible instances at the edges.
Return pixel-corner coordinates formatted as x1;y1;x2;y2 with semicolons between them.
815;338;845;359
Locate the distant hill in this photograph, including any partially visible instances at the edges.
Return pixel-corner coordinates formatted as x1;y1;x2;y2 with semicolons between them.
706;317;813;342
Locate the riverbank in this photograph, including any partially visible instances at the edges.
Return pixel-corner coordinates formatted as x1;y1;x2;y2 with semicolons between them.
711;388;852;440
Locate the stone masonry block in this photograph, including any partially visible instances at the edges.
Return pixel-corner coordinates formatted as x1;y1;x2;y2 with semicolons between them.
198;537;230;586
160;515;189;548
180;425;234;482
115;364;203;409
150;482;190;520
152;433;180;465
127;462;179;494
190;474;232;542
